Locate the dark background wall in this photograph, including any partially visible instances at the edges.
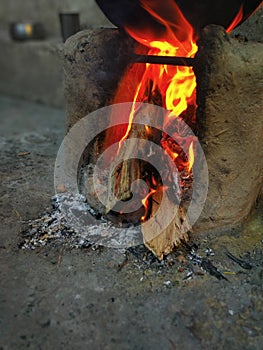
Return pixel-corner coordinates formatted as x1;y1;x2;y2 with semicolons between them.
0;1;114;108
0;0;112;36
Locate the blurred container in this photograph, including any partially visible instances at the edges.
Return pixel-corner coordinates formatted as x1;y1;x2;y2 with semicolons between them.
9;22;46;41
59;13;80;42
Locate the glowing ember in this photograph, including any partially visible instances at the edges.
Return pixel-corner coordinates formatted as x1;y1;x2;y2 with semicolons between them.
187;141;194;172
141;188;157;222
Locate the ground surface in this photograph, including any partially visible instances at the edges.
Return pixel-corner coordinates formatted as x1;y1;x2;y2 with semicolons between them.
0;95;262;350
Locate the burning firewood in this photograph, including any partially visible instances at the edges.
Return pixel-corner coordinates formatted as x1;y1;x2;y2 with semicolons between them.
142;190;190;260
104;107;192;260
106;124;147;211
63;0;263;260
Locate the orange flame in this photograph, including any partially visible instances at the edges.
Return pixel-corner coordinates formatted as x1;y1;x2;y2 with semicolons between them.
226;5;243;33
187;141;194;172
114;1;246;220
141;188;157;221
124;0;198;119
121;0;198;218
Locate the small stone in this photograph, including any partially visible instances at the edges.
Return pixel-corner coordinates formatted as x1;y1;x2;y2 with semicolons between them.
163;280;172;288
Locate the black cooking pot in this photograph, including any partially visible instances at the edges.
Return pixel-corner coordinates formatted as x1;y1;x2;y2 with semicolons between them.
96;0;262;37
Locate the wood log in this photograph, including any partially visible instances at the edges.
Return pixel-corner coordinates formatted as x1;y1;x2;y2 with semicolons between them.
105;107;191;259
105;83;163;211
106;124;147;210
76;69;191;258
142;190;190;260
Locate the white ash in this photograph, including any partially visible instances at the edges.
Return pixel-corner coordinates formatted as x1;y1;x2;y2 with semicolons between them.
20;193;142;250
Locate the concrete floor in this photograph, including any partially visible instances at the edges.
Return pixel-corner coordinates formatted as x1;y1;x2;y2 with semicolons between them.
0;95;262;349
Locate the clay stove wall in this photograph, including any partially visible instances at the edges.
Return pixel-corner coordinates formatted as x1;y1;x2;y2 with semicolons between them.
63;10;263;233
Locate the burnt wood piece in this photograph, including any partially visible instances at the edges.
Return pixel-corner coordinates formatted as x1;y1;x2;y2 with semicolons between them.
106;100;162;209
225;250;252;269
134;54;195;67
106;124;147;209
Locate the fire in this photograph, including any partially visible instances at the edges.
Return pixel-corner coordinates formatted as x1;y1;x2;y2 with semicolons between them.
125;1;198;119
141;188;157;222
121;1;198;217
226;5;243;33
187;141;194;172
113;1;245;220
